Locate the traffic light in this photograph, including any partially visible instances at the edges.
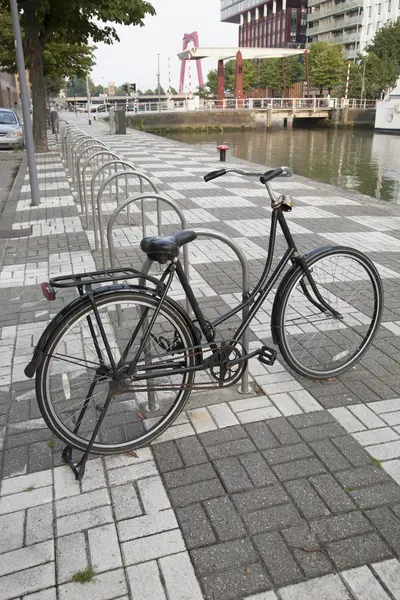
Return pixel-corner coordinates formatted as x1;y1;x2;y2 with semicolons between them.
123;84;129;94
130;83;136;92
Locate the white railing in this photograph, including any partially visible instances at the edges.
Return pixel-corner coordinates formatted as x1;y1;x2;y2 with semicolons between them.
203;97;339;110
95;98;378;116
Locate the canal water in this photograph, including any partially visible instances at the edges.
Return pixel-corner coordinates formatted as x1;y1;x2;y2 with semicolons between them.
162;128;400;204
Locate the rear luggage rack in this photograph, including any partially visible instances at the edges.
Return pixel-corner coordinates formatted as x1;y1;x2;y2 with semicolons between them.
49;268;161;289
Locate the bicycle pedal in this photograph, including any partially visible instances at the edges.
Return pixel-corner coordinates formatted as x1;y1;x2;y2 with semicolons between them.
258;346;277;366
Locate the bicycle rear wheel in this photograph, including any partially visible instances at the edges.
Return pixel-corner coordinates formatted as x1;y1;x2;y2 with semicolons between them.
36;290;197;454
275;247;383;379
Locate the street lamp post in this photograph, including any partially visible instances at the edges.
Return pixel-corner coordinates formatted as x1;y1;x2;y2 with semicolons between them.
86;74;92;125
360;60;366;106
157;53;161;111
9;0;40;206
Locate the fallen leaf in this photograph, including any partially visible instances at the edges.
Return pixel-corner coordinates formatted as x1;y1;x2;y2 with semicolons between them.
124;451;138;458
246;567;252;575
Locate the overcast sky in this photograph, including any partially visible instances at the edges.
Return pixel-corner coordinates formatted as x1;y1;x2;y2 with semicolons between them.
91;0;238;92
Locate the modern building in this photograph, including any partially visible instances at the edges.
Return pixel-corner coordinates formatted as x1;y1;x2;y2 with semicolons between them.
221;0;308;48
360;0;400;53
306;0;363;59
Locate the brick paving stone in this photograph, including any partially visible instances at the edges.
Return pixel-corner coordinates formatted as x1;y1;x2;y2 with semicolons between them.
205;438;257;460
326;532;393;570
239;453;278;486
272;457;326;481
126;561;166;600
299;422;347;442
254;531;304;586
335;465;391;489
372;559;400;599
56;532;88;584
284;480;330;519
309;440;352;471
201;564;271;600
350;482;400;509
243;503;303;534
342;565;392;600
366;506;400;554
310;512;372;545
175;436;208;466
152;441;184;472
331;436;372;467
163;463;216;489
199;425;247;447
263;443;313;465
244;422;280;450
191;538;258;575
159;552;204;600
0;510;24;554
279;574;352;600
282;524;334;578
232;486;289;514
168;479;225;507
267;419;302;445
309;474;356;513
176;503;217;549
204;496;246;541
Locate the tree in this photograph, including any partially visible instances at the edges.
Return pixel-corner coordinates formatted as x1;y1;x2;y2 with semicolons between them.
205;69;217;95
170;87;178;95
259;59;283;93
0;8;95;98
0;0;155;151
144;88;155;95
308;41;346;95
368;18;400;71
336;53;399;99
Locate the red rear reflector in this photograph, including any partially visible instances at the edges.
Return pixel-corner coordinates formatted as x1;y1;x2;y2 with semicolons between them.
41;282;56;301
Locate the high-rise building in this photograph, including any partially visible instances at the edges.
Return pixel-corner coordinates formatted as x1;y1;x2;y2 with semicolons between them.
306;0;363;59
221;0;308;48
360;0;400;53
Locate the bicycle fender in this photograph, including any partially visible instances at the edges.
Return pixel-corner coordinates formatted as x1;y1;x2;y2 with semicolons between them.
270;245;334;345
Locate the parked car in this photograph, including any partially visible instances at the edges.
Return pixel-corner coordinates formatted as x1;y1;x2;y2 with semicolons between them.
0;108;23;149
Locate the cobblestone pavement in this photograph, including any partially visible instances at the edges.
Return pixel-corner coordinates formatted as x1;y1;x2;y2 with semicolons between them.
1;115;400;598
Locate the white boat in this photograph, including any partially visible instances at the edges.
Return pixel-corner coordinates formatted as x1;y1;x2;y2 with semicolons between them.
375;83;400;133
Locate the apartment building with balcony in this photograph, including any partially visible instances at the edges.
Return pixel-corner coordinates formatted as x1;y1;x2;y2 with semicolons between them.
306;0;363;58
221;0;308;48
360;0;400;52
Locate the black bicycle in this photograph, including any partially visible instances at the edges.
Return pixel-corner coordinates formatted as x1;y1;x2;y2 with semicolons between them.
25;166;384;459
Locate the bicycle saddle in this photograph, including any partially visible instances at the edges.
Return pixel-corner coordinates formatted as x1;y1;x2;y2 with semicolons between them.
140;230;197;263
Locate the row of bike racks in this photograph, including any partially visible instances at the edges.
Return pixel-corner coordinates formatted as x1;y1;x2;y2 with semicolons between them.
59;122;253;399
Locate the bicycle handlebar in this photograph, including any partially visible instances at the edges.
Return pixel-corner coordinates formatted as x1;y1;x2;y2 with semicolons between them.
204;166;293;184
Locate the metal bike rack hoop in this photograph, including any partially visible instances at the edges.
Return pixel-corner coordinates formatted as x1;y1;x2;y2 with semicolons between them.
97;173;159;260
76;146;117;214
80;150;121;219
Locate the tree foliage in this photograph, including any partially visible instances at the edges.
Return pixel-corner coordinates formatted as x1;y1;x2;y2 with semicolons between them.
368;19;400;70
0;0;155;151
308;42;346;94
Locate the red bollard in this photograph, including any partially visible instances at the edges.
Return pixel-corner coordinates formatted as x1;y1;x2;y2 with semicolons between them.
217;144;228;162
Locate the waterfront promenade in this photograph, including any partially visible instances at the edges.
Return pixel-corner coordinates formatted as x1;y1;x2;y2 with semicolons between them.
1;115;400;599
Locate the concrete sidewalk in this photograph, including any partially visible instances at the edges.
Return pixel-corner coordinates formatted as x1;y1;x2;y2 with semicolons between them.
1;116;400;599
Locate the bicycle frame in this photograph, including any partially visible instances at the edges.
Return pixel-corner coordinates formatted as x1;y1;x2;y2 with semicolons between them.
125;199;341;384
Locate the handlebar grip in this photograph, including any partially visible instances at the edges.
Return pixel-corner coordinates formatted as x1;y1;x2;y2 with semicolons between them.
204;169;227;182
260;167;283;184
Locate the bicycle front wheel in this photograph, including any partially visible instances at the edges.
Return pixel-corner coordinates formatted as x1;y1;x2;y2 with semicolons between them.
36;290;197;454
275;247;383;379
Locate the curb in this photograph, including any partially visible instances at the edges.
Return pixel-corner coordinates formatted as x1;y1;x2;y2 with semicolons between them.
0;153;28;269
